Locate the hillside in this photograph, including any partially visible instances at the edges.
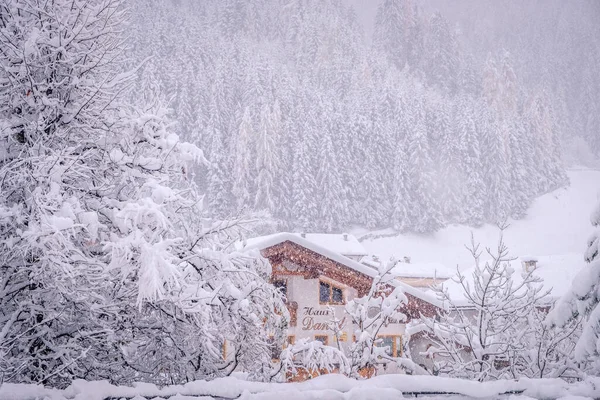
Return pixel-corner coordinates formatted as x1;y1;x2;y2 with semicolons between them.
357;168;600;271
127;0;568;233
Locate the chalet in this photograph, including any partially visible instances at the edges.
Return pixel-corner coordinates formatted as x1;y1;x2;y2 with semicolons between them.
238;232;444;374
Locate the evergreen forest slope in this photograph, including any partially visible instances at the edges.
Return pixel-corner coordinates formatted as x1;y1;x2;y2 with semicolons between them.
127;0;596;233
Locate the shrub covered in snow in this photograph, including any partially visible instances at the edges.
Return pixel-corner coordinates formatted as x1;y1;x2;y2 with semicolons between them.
422;231;581;380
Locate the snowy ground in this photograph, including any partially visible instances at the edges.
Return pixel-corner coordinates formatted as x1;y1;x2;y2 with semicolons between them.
2;374;599;400
356;168;600;272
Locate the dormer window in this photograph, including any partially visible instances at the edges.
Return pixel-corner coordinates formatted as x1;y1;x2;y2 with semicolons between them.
319;281;344;304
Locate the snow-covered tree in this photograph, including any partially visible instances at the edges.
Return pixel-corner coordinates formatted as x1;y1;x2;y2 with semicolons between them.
316;129;345;232
291;128;318;231
456;96;485;226
423;11;459;93
254;102;281;213
517;307;581;379
273;338;349;382
373;0;423;70
548;198;600;375
207;121;232;218
406;102;443;233
0;0;285;387
345;260;425;377
232;107;254;210
391;140;413;231
422;232;549;381
477;103;511;223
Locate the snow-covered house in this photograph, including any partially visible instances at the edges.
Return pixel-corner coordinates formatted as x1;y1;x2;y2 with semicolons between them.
239;232;443;373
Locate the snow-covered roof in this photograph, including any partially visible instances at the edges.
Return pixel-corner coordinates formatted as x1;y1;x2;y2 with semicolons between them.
240;232;367;257
393;262;454;279
441;253;588;306
239;232;443;308
360;255;453;279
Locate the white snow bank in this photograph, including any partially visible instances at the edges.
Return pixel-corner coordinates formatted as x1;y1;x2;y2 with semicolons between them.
1;374;599;400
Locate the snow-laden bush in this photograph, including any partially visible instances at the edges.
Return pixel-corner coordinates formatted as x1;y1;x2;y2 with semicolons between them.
273;338;349;381
0;0;285;387
549;198;600;375
345;260;426;377
422;232;581;381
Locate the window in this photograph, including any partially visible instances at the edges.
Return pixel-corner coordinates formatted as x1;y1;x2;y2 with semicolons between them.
319;281;344;304
273;279;287;300
315;335;328;346
332;286;343;303
319;281;329;303
375;335;402;357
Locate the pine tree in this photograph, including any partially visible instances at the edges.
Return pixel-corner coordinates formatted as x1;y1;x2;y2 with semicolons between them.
316;125;345;232
436;99;464;223
508;117;531;218
478;103;511;222
391;140;413;231
456;95;485;226
406;101;444;233
424;11;459;93
232;107;254;210
254;102;280;213
373;0;422;70
291;131;318;231
207;122;232;218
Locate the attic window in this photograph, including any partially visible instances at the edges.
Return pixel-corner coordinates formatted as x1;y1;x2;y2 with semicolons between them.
319;281;344;304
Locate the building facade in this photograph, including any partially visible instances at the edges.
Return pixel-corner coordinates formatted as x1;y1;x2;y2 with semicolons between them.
240;233;442;374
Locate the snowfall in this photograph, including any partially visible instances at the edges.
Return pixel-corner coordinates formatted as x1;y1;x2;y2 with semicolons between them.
2;169;599;400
